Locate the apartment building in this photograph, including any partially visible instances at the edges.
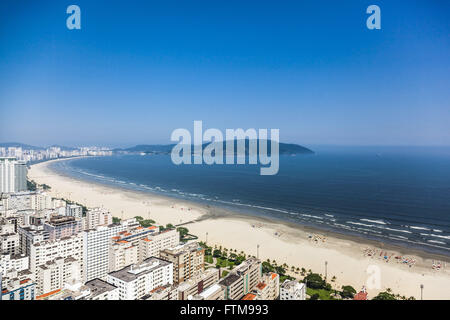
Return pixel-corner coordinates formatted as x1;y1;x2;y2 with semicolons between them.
106;257;173;300
65;204;83;219
0;157;27;193
247;272;280;300
29;234;84;281
177;267;220;300
160;241;205;284
18;224;49;256
219;257;262;300
1;277;35;300
0;222;20;256
141;283;179;300
109;226;179;272
139;228;179;260
191;284;225;300
280;280;306;300
84;278;119;300
0;253;29;277
83;218;139;282
30;192;53;211
83;207;112;230
35;256;82;296
44;215;82;241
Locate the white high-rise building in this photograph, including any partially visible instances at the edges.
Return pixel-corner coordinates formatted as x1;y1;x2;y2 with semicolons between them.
83;218;139;282
0;157;27;193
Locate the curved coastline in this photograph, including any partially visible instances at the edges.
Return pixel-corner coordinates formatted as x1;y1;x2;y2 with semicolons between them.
29;157;450;300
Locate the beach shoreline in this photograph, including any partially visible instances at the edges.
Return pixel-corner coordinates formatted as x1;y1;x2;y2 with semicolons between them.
28;157;450;299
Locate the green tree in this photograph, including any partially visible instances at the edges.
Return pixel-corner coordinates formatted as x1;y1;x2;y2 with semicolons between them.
340;285;357;299
304;273;326;290
177;227;189;238
372;291;396;300
113;217;121;224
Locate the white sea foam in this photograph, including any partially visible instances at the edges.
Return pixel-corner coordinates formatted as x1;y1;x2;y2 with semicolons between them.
384;227;412;234
360;218;387;225
427;240;446;245
300;214;323;220
408;225;430;231
346;221;374;228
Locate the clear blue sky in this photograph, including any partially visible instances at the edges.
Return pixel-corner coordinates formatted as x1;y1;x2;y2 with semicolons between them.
0;0;449;148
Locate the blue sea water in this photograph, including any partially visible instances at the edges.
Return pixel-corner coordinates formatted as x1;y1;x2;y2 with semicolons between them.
49;146;450;256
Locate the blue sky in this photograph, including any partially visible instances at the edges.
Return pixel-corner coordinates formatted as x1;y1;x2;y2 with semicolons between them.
0;0;449;147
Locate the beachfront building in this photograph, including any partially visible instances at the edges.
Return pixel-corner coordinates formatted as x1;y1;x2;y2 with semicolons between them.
250;272;280;300
83;218;139;282
139;228;179;260
280;280;306;300
65;204;83;219
177;267;220;300
109;226;179;272
218;257;262;300
44;215;82;241
160;241;205;284
106;257;173;300
83;207;112;230
35;256;82;296
0;157;27;193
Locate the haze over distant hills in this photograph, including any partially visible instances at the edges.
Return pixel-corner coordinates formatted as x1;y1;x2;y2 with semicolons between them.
115;140;314;155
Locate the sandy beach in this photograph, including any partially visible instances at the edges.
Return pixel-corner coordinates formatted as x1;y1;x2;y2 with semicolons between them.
29;158;450;300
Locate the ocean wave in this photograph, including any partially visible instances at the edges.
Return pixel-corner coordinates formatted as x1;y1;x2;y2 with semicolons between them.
420;233;450;240
388;234;408;240
360;218;387;225
300;214;323;220
383;227;412;234
408;225;430;231
427;240;446;245
346;221;374;228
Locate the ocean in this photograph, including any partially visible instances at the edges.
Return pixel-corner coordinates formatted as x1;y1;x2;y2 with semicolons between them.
49;146;450;256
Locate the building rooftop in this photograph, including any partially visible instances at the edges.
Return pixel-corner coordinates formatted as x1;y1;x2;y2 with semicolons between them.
219;273;241;287
162;241;201;256
195;284;222;299
84;279;117;297
281;280;304;292
107;257;171;283
242;293;257;300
